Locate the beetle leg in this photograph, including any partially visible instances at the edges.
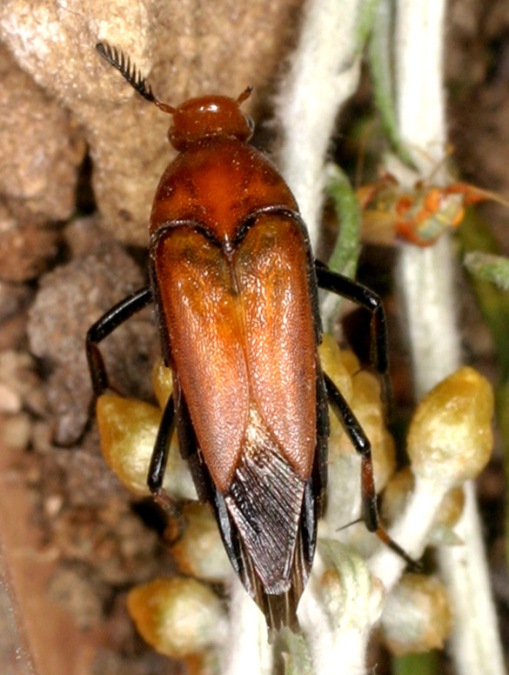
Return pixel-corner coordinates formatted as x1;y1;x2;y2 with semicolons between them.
86;287;153;396
148;393;175;493
315;264;388;377
324;373;416;568
315;263;392;411
146;393;178;513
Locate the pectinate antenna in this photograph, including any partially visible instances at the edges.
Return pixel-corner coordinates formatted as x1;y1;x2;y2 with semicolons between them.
96;42;176;114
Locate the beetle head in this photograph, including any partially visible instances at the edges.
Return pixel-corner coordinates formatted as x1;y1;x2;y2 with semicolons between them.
166;90;254;150
96;44;254;151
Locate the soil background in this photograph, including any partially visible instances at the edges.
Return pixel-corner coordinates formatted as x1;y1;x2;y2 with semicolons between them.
0;1;508;673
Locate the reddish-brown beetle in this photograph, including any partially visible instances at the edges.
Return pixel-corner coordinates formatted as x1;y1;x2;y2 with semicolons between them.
87;43;411;632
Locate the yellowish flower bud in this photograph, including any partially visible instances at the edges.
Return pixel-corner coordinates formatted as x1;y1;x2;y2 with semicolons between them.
339;349;362;379
320;335;395;491
127;577;227;658
170;503;230;583
97;394;161;497
319;334;353;403
96;394;195;500
152;358;173;409
407;367;494;485
381;574;452;655
317;539;384;628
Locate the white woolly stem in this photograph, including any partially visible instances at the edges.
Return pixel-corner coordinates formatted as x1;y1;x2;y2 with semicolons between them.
398;238;461;398
391;2;504;674
271;2;380;673
299;546;384;675
393;0;460;395
438;482;506;674
395;0;447;168
368;476;448;591
274;0;374;250
222;579;272;675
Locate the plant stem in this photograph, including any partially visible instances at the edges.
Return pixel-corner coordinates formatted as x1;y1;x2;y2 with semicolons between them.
392;1;505;673
222;580;272;675
320;164;362;330
274;0;375;250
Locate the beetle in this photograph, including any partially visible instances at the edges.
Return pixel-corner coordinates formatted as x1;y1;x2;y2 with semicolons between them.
87;42;412;632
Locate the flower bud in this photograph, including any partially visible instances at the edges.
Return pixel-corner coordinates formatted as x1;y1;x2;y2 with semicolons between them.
407;367;494;485
152;358;173;409
127;577;227;658
96;394;195;500
170;503;230;583
319;334;353;402
317;539;384;629
381;574;452;655
97;394;161;496
321;335;395;491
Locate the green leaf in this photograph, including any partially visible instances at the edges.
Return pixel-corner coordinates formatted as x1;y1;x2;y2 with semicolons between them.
464;251;509;291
